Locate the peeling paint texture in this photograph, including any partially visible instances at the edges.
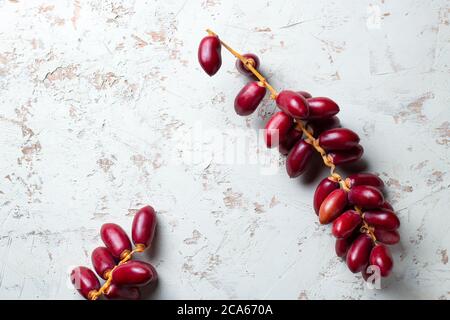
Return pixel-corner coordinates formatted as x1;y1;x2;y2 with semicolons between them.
0;0;449;299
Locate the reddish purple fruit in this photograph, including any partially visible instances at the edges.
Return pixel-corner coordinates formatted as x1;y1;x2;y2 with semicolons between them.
286;139;314;177
335;238;351;258
369;244;393;277
111;261;157;287
346;234;373;273
332;210;362;239
71;266;100;300
348;185;384;209
236;53;260;76
132;205;157;249
264;112;293;148
91;247;116;279
278;127;302;155
276;90;309;119
379;201;394;211
104;284;140;300
318;128;360;151
319;189;348;224
306;116;341;136
327;145;364;165
364;210;400;230
313;177;340;215
374;229;400;245
296;91;312;99
101;223;132;259
306;97;340;120
198;35;222;76
346;173;384;189
234;81;267;116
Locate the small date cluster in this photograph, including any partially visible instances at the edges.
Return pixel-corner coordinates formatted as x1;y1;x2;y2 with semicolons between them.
71;206;157;300
198;32;400;280
315;174;399;277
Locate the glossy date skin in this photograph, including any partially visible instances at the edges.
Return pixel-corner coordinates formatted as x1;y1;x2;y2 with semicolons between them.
319;189;348;224
348;185;384;209
276;90;309;119
327;145;364;165
265;111;293;148
370;244;393;277
306;97;340;120
364;210;400;230
132;205;157;248
286;139;314;177
332;210;362;239
318;128;360;151
198;35;222;76
346;234;373;273
346;173;384;189
105;284;140;300
236;53;260;77
111;261;157;287
234;81;266;116
91;247;116;279
71;266;100;300
313;177;340;215
101;223;132;259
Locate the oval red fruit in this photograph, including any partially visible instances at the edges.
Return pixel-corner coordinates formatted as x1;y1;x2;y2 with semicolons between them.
264;112;293;148
306;116;341;136
332;210;362;239
313;177;340;215
364;210;400;230
91;247;116;279
374;229;400;245
319;189;348;224
369;244;393;277
236;53;260;76
346;173;384;189
379;201;394;211
318;128;360;151
276;90;309;119
101;223;132;259
132;205;157;249
296;91;312;99
286;139;314;177
346;234;373;273
348;185;384;209
111;261;157;287
278;127;302;155
306;97;340;120
327;145;363;165
71;266;100;300
198;35;222;76
234;81;267;116
105;284;140;300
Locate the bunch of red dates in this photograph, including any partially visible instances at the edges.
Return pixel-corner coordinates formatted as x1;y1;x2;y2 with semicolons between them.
71;206;157;300
199;32;399;280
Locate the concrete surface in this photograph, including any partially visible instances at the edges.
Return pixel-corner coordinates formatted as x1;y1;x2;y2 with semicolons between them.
0;0;449;299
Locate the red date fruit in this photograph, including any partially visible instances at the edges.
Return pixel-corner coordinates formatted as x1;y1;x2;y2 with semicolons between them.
318;128;360;151
348;185;384;209
327;145;364;165
346;234;373;273
364;210;400;230
264;112;293;148
71;266;100;300
379;201;394;211
101;223;132;259
332;210;362;239
132;205;157;249
335;238;351;258
104;284;140;300
236;53;260;76
91;247;116;279
369;244;393;277
234;81;267;116
286;139;314;177
198;35;222;76
346;173;384;189
319;189;348;224
374;229;400;245
111;261;157;287
276;90;309;119
306;116;341;136
296;91;312;99
313;177;340;215
278;127;302;155
306;97;339;120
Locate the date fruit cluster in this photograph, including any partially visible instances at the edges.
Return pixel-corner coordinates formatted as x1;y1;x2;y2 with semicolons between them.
198;30;400;281
71;206;157;300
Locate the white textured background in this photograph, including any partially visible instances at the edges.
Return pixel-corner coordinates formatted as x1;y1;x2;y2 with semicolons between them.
0;0;449;299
